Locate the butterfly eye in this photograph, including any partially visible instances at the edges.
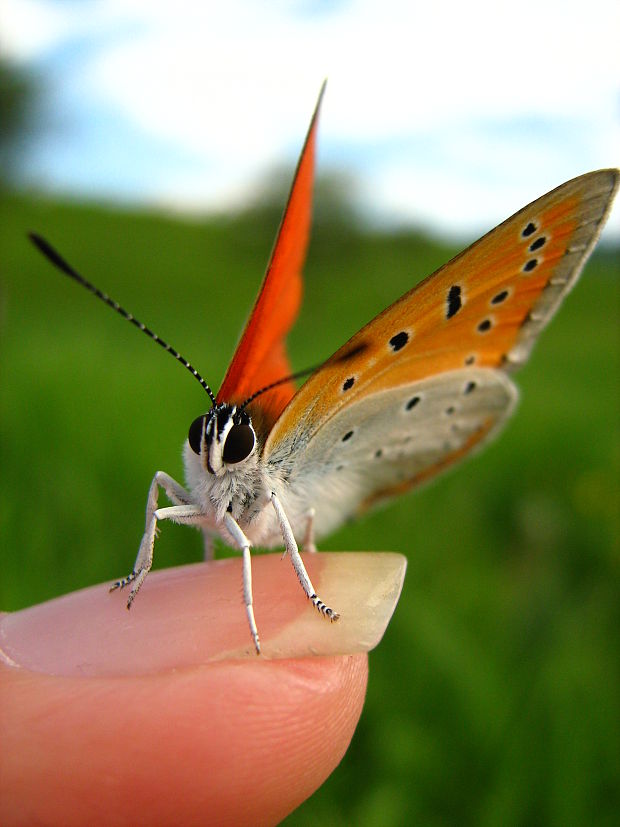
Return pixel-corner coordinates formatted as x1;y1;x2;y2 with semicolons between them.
188;414;209;455
222;424;255;464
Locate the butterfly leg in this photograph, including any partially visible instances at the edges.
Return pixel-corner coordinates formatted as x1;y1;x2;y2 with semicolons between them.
270;493;339;622
202;532;215;561
111;471;203;608
223;512;261;654
303;508;317;553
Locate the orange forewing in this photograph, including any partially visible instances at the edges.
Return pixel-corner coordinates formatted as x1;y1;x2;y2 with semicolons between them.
217;83;325;426
267;169;618;456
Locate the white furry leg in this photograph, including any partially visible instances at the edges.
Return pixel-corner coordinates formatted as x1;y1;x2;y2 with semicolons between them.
303;507;317;553
223;512;260;654
111;471;202;608
202;532;215;561
270;492;339;622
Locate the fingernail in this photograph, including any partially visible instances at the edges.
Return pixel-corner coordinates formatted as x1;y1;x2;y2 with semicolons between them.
0;552;406;676
246;551;406;661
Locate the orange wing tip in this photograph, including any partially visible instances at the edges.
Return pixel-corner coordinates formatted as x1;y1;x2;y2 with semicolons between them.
216;83;327;420
505;169;619;369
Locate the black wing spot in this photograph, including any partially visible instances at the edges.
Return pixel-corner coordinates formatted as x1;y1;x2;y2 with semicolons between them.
446;284;462;319
375;449;383;459
522;221;537;237
529;236;546;252
445;406;455;415
342;430;354;442
491;289;509;305
523;259;538;273
342;376;355;391
389;331;409;351
406;396;421;410
477;318;492;333
336;464;344;471
336;342;369;362
465;354;476;365
463;381;476;394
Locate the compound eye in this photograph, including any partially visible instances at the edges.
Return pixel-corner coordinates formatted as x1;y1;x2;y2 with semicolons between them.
188;415;209;455
222;424;255;464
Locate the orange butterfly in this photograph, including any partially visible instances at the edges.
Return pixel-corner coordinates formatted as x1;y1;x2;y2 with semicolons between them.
30;84;619;653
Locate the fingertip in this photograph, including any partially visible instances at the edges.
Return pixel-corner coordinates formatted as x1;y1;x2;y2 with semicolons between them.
1;652;368;826
1;553;385;824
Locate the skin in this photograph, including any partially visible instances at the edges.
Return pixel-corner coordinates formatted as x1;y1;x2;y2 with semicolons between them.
0;556;369;827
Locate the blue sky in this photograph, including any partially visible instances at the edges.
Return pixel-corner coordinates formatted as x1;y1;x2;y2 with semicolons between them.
3;0;619;240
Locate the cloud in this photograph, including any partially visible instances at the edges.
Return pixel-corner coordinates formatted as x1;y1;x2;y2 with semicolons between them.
2;0;619;238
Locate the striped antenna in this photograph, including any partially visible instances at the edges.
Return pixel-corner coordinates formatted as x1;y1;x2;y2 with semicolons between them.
240;364;319;410
28;233;217;406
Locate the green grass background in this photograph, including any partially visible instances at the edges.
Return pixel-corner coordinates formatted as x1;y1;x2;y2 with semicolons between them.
1;189;619;825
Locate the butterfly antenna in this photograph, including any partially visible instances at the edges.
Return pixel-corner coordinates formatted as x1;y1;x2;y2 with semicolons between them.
28;233;217;406
240;364;320;410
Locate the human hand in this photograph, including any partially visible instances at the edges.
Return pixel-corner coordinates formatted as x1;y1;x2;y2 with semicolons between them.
0;552;405;826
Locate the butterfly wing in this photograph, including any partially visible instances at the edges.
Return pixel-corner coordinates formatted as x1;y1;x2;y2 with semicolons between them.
267;367;518;536
264;169;618;529
216;83;325;428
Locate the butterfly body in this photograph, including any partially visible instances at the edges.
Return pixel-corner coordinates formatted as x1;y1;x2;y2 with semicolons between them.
182;408;285;546
30;85;618;653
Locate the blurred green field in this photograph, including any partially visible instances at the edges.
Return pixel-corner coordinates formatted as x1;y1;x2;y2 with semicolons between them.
1;188;619;826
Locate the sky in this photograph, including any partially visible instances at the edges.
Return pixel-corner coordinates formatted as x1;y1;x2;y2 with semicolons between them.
2;0;620;240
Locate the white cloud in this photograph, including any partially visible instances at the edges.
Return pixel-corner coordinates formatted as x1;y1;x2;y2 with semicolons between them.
2;0;619;238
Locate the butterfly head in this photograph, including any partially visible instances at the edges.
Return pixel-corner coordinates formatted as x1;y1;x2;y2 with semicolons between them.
188;404;256;476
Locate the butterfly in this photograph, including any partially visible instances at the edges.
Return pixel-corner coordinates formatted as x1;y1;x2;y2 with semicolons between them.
30;84;619;653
